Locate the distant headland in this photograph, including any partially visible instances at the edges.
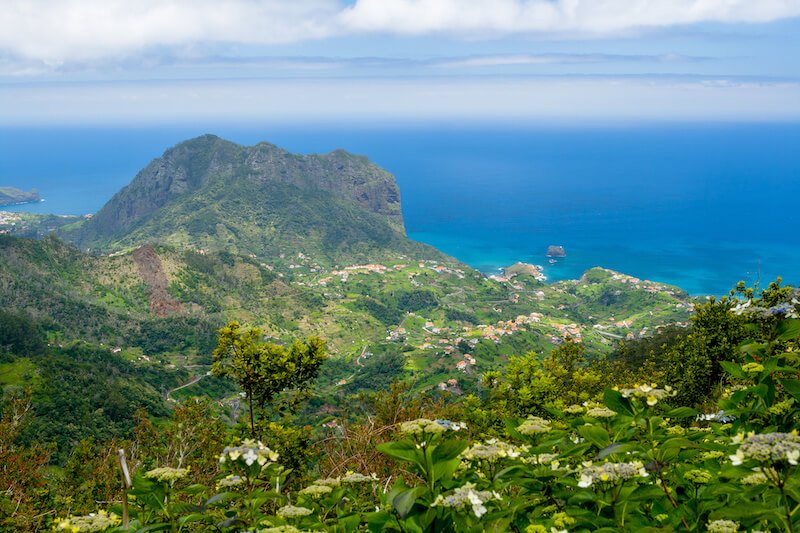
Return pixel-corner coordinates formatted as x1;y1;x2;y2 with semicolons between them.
0;187;41;207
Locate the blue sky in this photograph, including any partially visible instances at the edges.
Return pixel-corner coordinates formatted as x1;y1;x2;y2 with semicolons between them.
2;0;800;124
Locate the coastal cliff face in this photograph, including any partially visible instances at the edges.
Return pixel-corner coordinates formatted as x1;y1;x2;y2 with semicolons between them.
66;135;434;264
0;187;40;206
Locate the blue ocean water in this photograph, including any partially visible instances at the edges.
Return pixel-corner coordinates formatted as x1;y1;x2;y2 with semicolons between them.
1;123;798;296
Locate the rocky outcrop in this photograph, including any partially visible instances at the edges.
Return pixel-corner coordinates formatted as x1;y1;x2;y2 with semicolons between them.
547;245;567;257
64;134;443;265
0;187;41;207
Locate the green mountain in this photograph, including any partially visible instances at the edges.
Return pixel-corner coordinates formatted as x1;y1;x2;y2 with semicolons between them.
65;134;444;265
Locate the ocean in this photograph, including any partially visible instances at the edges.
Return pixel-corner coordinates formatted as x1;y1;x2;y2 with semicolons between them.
1;122;798;296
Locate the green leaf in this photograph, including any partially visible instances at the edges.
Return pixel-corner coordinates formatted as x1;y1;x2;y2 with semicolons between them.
365;510;396;532
597;442;640;460
578;424;610;448
661;437;695;450
178;513;208;526
204;492;236;507
377;440;420;464
336;512;362;533
720;361;746;379
777;319;800;341
664;406;698;419
603;389;633;416
392;487;427;518
628;484;667;502
781;378;800;401
432;457;462;482
739;342;768;358
431;439;468;462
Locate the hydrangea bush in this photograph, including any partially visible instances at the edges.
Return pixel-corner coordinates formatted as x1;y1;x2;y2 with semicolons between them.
57;297;800;532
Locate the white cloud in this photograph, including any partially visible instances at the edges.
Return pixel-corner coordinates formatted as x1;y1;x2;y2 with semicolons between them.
340;0;800;35
1;0;799;63
0;0;340;62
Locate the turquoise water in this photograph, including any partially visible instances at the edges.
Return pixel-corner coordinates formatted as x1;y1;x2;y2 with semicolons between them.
1;123;798;295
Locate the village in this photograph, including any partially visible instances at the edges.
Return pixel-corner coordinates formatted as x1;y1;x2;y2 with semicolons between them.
271;251;695;388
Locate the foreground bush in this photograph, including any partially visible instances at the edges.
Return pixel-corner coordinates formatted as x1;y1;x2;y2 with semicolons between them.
35;285;800;531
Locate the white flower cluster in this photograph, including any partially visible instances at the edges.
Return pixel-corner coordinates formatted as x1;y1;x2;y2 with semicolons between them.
706;519;739;532
398;418;466;436
617;384;676;406
731;297;800;319
219;439;279;468
697;411;735;424
740;469;772;485
522;453;560;470
730;299;752;315
431;482;500;518
54;510;121;532
300;484;334;497
585;407;617;418
341;472;378;484
313;477;341;487
730;432;800;466
517;416;552;435
577;461;648;487
462;439;527;461
144;467;189;483
276;505;313;518
216;474;244;489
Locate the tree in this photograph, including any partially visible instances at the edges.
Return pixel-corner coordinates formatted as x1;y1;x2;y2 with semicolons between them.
0;392;51;531
211;321;326;438
661;296;747;406
484;340;604;417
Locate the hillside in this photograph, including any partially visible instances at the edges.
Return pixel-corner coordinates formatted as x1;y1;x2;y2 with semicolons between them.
0;235;694;401
63;135;445;265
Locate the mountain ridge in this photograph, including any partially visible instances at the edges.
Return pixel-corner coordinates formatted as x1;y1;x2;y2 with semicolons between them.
65;134;443;265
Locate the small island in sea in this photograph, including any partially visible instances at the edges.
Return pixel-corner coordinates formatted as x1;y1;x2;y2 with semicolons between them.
0;186;41;207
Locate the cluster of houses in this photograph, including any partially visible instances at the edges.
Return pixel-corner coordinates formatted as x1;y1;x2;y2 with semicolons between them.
0;211;22;233
462;312;587;345
455;353;477;372
418;261;467;279
437;378;461;393
607;270;681;297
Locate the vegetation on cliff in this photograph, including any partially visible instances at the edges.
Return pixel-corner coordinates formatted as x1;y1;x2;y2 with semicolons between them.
0;186;40;206
62;135;444;265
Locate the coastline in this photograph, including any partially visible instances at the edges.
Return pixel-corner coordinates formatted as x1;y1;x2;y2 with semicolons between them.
0;198;44;208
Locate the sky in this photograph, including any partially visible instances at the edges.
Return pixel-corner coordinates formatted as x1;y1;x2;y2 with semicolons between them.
2;0;800;124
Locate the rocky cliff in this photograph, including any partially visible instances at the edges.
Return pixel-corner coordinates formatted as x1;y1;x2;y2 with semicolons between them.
0;187;41;206
66;135;442;264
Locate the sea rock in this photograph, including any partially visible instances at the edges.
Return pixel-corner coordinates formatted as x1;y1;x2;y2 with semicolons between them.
504;262;544;278
547;245;567;257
